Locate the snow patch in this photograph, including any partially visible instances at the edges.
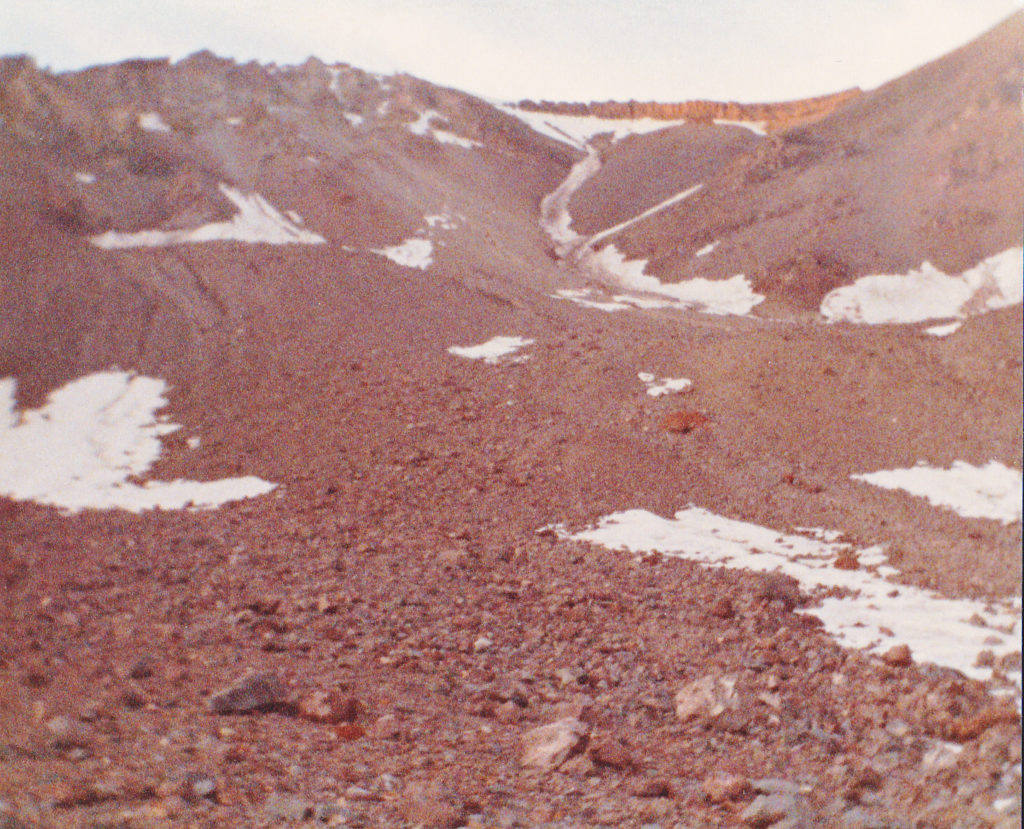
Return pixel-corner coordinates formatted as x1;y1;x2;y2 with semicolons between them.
448;336;533;364
820;248;1023;325
499;106;686;149
713;118;768;136
853;461;1022;525
924;320;963;337
695;241;719;257
89;184;325;248
343;112;364;127
569;507;1022;690
74;171;96;184
0;372;275;513
138;112;171;133
225;116;243;126
373;238;434;269
638;372;692;397
408;110;481;149
371;212;461;269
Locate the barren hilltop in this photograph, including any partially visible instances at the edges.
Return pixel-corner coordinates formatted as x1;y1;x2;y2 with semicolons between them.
0;12;1021;829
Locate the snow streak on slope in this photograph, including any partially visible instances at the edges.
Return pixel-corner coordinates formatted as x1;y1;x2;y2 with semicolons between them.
820;247;1023;325
0;373;276;513
853;461;1023;525
90;184;325;248
570;508;1022;692
586;183;704;248
499;106;686;149
447;336;533;364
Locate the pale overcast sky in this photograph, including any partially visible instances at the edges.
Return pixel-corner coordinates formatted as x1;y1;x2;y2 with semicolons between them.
3;1;1021;102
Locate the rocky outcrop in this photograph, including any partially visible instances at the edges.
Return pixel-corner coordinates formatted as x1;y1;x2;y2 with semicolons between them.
515;87;862;131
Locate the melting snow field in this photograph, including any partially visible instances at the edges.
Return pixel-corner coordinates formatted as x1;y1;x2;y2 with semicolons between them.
447;336;533;364
582;244;765;316
569;507;1022;693
0;373;275;513
820;247;1023;325
853;461;1023;525
90;184;325;248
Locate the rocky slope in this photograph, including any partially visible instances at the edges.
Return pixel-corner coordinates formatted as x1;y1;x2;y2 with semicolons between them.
0;14;1021;829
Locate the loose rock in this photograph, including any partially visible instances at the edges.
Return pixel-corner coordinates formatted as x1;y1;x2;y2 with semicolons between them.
399;782;466;829
520;717;589;770
297;690;360;724
674;675;738;722
207;670;290;714
741;793;800;827
881;644;912;667
702;775;752;803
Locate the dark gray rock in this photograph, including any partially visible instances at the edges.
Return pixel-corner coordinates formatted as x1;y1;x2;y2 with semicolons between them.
206;670;290;714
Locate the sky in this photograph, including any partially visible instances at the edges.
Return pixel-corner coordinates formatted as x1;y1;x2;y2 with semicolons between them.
3;1;1021;103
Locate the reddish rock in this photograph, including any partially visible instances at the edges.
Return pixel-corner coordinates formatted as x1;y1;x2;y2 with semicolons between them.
702;775;753;803
297;690;361;724
588;738;635;770
881;644;913;668
333;723;367;741
660;410;709;434
833;550;860;570
632;778;672;798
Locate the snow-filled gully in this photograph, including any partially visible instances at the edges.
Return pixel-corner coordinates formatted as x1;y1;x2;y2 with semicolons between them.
537;129;764;317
